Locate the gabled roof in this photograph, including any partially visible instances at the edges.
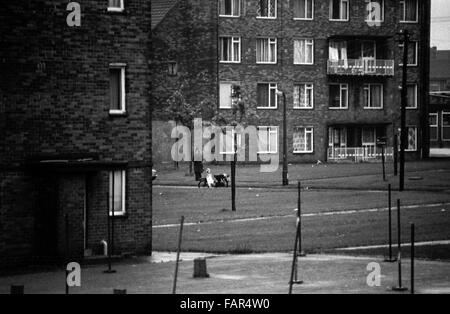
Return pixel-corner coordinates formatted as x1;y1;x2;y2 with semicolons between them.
151;0;179;30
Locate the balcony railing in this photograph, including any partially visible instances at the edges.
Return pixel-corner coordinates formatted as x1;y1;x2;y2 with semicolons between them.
328;147;393;163
327;59;395;76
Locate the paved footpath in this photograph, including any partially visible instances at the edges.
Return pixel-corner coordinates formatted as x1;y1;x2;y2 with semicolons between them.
0;252;449;294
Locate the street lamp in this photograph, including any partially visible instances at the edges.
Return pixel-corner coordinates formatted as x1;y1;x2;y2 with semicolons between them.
276;89;289;186
230;85;243;212
397;29;410;191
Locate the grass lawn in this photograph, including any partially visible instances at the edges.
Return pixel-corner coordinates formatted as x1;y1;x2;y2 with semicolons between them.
153;186;450;259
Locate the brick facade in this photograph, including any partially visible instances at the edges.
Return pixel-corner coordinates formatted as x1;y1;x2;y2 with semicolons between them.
152;0;430;164
0;1;152;267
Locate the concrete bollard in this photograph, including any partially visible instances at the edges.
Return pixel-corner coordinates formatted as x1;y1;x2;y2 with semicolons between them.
113;289;127;294
10;285;24;294
193;258;209;278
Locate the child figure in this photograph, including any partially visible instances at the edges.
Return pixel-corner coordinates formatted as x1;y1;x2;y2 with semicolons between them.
205;168;215;188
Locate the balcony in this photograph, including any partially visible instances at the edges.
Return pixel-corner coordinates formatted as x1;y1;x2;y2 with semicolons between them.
327;59;395;76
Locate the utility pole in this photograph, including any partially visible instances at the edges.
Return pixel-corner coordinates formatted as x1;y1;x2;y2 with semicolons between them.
399;29;409;192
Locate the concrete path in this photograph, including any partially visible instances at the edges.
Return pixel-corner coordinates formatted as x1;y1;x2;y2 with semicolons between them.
1;252;449;294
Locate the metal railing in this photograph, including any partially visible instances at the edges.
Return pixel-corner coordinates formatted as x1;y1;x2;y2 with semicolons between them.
328;146;394;162
327;59;395;76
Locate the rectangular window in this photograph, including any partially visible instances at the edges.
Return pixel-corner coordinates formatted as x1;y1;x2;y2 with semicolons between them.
429;113;438;141
294;39;314;64
109;170;126;216
256;38;277;64
293;0;314;20
258;0;277;18
257;83;278;109
329;84;348;109
219;0;240;17
330;0;349;21
363;84;383;109
219;83;233;109
109;64;126;114
293;83;314;109
220;37;241;63
443;113;450;141
399;41;418;66
258;127;278;153
220;127;240;154
293;127;314;153
108;0;124;12
406;127;417;151
400;0;418;23
366;0;384;22
168;61;178;76
406;84;418;109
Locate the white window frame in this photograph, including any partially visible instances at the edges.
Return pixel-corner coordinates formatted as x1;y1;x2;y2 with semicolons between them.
406;84;418;109
258;126;278;154
442;112;450;142
109;170;126;216
293;127;314;154
293;0;314;20
294;39;314;65
363;84;384;109
405;126;417;151
107;0;125;12
109;63;126;115
220;128;242;154
429;113;438;141
329;0;349;21
400;0;418;23
329;83;348;109
257;0;277;19
365;0;384;23
256;38;277;64
257;83;278;109
219;0;241;17
219;36;241;63
293;83;314;109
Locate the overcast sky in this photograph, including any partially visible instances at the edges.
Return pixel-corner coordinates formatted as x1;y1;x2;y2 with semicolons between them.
431;0;450;49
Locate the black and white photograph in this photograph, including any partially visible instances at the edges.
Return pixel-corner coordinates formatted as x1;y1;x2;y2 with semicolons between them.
0;0;450;302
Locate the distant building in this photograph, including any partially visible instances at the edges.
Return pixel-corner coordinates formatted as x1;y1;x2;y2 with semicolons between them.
430;47;450;92
152;0;431;164
0;1;152;267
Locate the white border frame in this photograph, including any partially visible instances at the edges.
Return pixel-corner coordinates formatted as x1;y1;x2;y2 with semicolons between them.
400;0;419;23
258;126;279;154
219;36;241;63
219;0;241;18
257;0;278;19
429;113;438;141
405;126;418;151
293;39;314;65
293;126;314;154
256;38;278;64
329;0;349;22
109;170;126;216
363;83;384;110
293;83;314;109
109;63;126;115
107;0;125;12
257;83;278;109
406;84;418;109
329;83;349;109
293;0;314;20
442;112;450;142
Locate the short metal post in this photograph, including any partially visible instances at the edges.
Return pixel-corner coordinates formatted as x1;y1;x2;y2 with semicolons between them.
173;216;185;294
411;223;415;294
392;199;408;291
385;185;396;262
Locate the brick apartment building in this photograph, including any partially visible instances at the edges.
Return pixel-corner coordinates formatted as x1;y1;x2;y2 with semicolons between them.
429;47;450;149
152;0;430;164
0;1;152;267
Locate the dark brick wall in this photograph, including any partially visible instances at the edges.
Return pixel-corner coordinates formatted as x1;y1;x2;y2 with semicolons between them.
152;0;429;164
0;0;152;266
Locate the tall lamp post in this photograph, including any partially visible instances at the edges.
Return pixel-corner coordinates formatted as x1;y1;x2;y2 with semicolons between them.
398;29;410;192
277;90;289;186
230;85;243;212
